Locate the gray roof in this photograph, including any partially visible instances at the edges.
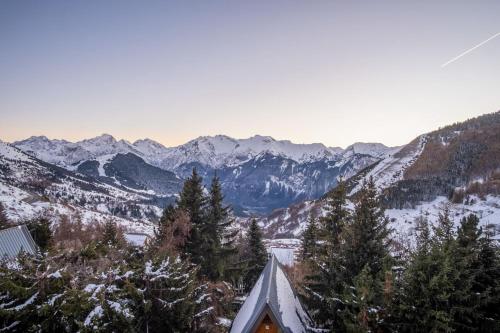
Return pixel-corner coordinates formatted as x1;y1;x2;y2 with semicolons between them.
0;225;39;259
230;254;313;333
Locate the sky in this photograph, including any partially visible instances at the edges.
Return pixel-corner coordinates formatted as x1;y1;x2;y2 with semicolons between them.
1;0;499;148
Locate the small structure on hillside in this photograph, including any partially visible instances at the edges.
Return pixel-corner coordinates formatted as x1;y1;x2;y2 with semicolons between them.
230;254;313;333
0;225;39;259
124;232;150;247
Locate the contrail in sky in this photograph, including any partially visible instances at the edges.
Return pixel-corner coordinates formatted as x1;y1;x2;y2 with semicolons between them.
441;31;500;68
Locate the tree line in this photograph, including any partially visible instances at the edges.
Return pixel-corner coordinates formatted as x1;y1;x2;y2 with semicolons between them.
0;169;269;332
299;178;500;332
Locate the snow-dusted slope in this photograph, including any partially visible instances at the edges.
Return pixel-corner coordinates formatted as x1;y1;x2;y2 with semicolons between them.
156;135;345;169
13;134;387;171
13;134;392;215
348;135;427;195
13;134;139;168
0;141;162;234
252;112;500;239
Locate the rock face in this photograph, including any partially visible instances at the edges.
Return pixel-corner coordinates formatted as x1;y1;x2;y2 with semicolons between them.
0;141;173;231
13;134;391;215
253;111;500;239
77;153;182;196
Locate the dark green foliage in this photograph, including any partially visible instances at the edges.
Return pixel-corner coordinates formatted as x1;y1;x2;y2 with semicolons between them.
177;168;206;265
300;214;318;261
102;219;121;247
302;178;393;332
0;203;9;229
302;179;350;330
396;212;500;332
475;227;500;332
243;219;267;290
0;247;212;332
202;175;238;281
321;179;349;247
344;177;391;278
339;178;392;332
158;171;239;281
27;217;52;252
154;204;176;245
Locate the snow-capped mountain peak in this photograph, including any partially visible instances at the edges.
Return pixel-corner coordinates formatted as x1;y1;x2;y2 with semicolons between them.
13;134;391;172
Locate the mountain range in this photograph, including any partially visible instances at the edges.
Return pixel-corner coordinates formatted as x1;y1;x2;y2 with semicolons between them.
12;134;392;215
2;111;499;240
255;111;500;239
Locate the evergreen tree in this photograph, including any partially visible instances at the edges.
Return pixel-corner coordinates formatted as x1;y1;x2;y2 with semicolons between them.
203;175;238;281
300;214;318;261
474;224;500;332
102;219;121;247
0;202;9;229
303;179;350;331
154;204;177;245
177;168;207;265
243;219;267;290
344;177;390;278
341;177;392;331
137;255;201;332
320;178;349;247
398;215;437;332
0;254;39;331
452;214;482;331
27;217;52;252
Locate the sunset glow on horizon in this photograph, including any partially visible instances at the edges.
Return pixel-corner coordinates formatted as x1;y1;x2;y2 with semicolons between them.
1;0;499;148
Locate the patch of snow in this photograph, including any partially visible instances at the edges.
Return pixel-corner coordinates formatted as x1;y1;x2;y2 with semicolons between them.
275;266;310;333
125;233;149;247
230;273;264;333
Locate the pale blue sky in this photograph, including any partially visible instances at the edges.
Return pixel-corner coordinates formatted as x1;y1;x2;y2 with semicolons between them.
1;0;499;147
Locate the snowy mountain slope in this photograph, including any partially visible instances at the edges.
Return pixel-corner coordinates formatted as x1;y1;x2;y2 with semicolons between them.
348;135;427;195
252;193;500;241
13;134;140;168
76;153;182;196
252;111;500;239
0;141;168;233
13;134;385;171
155;135;346;170
13;134;392;215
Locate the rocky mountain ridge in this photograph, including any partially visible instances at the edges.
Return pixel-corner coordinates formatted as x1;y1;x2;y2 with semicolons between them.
13;134;393;215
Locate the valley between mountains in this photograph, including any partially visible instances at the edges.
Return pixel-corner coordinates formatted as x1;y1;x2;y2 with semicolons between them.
1;111;500;243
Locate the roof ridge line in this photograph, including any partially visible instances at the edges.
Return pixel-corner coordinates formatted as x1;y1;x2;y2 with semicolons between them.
265;254;275;303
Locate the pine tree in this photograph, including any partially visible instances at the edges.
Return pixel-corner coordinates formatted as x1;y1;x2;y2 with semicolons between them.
300;214;318;261
102;219;120;247
344;177;390;278
475;225;500;332
302;179;350;330
451;214;482;331
433;205;455;248
0;202;9;229
203;175;238;281
27;217;52;252
138;256;201;332
154;204;177;245
399;215;436;332
340;177;392;331
452;214;500;332
320;178;349;247
0;254;38;331
243;219;267;290
177;168;207;265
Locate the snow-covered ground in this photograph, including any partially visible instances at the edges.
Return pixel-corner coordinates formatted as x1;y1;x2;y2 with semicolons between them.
13;134;391;171
0;182;154;234
349;135;427;195
386;195;500;241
